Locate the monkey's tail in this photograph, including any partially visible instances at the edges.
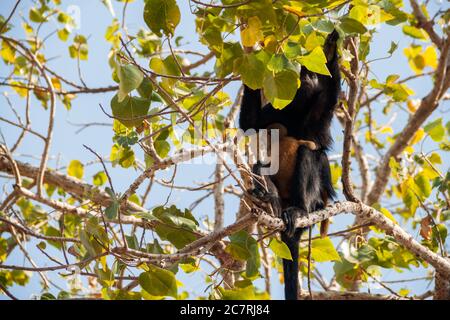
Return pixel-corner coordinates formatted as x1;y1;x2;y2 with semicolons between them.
281;229;303;300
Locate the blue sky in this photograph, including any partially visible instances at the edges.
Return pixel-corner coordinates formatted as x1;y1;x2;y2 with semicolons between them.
1;0;447;299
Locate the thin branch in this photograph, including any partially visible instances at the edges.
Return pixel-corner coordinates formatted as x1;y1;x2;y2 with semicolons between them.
0;0;21;33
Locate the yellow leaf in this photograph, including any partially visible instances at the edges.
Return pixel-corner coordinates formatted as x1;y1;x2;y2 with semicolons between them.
428;152;442;164
380;208;398;224
407;99;420;113
298;46;331;76
404;145;414;154
412;54;425;72
67;160;84;179
305;32;324;52
51;78;62;91
403;46;422;58
11;81;28;97
380;126;393;134
283;5;304;18
410;128;424;145
330;163;342;188
263;35;277;53
1;40;15;63
404;45;436;74
240;16;263;48
423;46;437;69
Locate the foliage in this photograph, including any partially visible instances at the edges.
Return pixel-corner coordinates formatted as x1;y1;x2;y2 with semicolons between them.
0;0;448;300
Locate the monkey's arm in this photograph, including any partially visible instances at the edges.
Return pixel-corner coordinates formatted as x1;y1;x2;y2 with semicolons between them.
249;162;282;217
239;86;262;131
239;85;287;131
315;30;341;121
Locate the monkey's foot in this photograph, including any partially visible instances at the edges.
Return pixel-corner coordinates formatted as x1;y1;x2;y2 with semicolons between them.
249;187;277;202
281;207;308;238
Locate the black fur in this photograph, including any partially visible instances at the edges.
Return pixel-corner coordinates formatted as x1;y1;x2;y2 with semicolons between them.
239;30;340;300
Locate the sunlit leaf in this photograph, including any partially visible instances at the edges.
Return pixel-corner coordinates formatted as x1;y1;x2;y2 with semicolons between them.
139;265;177;298
269;238;292;260
143;0;180;37
67;160;84;179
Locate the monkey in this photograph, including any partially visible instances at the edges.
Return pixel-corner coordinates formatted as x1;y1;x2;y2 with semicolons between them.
239;30;340;300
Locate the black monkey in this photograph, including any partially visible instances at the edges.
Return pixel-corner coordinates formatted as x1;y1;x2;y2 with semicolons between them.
239;30;340;300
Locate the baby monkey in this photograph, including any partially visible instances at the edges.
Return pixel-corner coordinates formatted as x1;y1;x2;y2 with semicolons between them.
264;123;329;238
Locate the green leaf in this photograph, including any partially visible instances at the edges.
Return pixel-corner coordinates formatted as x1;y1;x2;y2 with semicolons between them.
414;172;431;199
267;54;295;73
298;46;331;76
67;160;84;179
153;206;198;249
388;41;399;55
143;0;180;37
29;8;46;23
263;69;299;110
110;94;151;128
235;53;265;90
80;230;103;257
313;19;335;33
424;118;445;142
215;42;243;78
402;25;429;40
105;200;119;220
137;77;153;99
269;238;292;260
133;211;158;221
110;144;135;168
220;285;256;300
402;181;419;215
339;17;368;34
154;140;170;158
139;265;177;298
93;171;107;186
40;293;56;300
432;224;447;245
226;231;260;278
117;64;144;102
311;237;341;262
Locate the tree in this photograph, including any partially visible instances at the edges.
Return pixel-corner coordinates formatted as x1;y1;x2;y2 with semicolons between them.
0;0;449;300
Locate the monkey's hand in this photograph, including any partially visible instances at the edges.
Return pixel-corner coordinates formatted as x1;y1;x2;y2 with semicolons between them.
324;29;339;62
281;207;308;238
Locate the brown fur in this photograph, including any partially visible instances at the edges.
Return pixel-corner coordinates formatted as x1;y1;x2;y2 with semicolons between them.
267;123;329;238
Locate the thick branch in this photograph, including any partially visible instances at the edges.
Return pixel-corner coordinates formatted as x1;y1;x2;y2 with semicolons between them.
256;202;450;278
298;290;408;300
409;0;443;47
366;38;450;205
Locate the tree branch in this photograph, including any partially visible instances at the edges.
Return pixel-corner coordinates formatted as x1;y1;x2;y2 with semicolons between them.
366;37;450;204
